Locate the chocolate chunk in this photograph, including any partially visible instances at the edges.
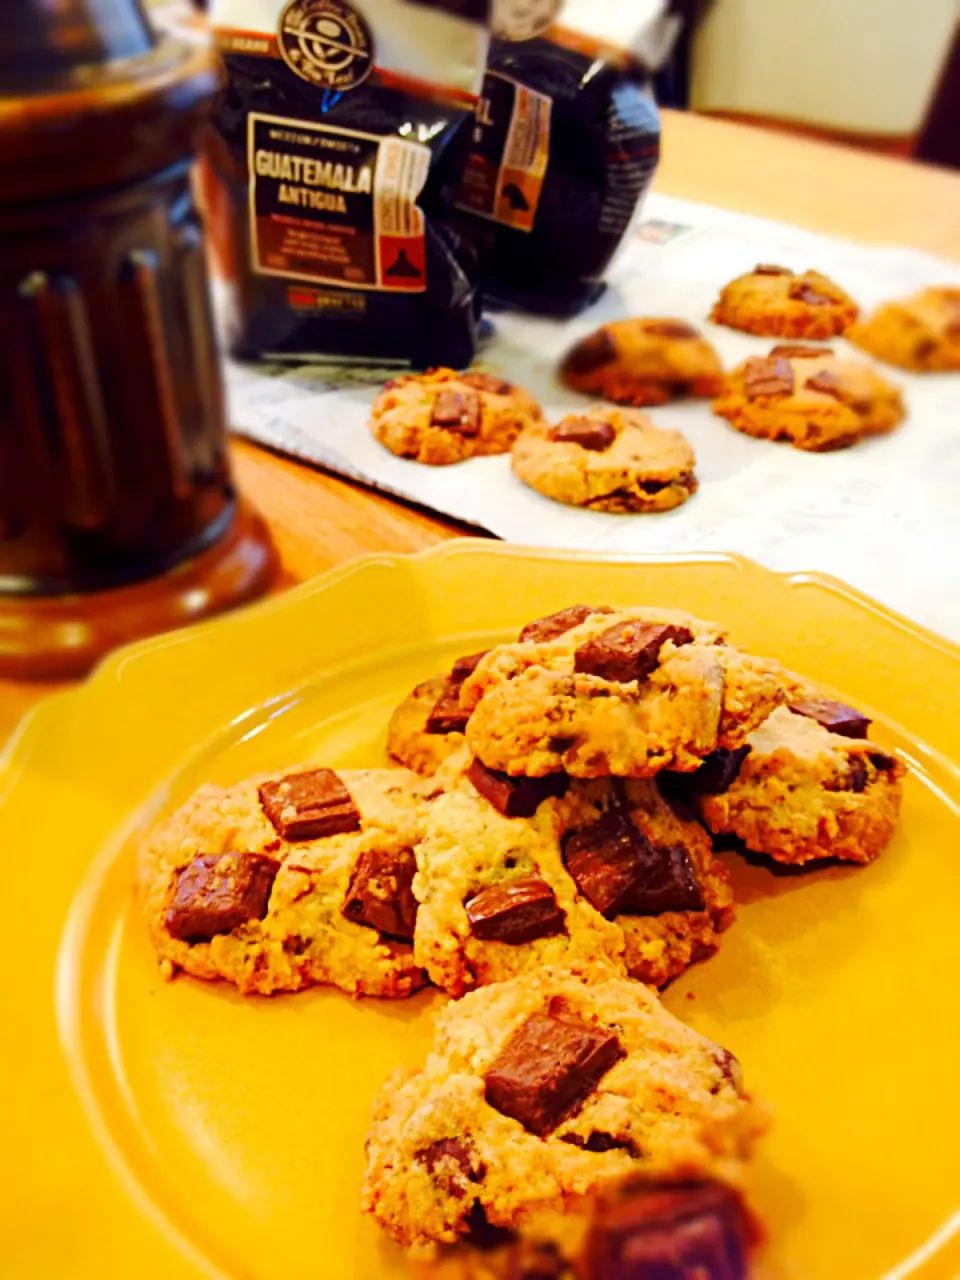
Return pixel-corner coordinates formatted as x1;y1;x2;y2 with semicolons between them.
166;852;280;943
451;649;489;682
342;847;418;941
742;356;794;399
468;757;569;817
788;697;870;738
770;343;834;359
416;1138;481;1198
574;620;694;684
789;280;833;306
461;372;513;395
560;1131;639;1155
484;1008;624;1136
562;811;704;919
426;683;470;735
683;747;751;795
712;1047;745;1096
259;768;362;841
463;1201;516;1250
642;319;699;339
825;756;869;794
869;750;898;771
584;1180;751;1280
519;604;612;644
466;877;566;944
804;369;845;399
754;263;792;276
562;328;617;376
548;417;616;452
431;388;481;435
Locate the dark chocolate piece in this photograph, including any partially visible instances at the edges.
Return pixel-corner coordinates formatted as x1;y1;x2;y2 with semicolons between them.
642;319;698;339
259;768;362;841
804;369;845;399
562;328;617;376
584;1180;751;1280
431;388;481;435
789;279;833;306
426;684;471;735
467;757;569;817
466;877;566;944
519;604;611;644
416;1138;481;1197
825;756;869;794
450;649;489;682
560;1131;639;1155
742;356;794;399
574;620;694;684
753;263;793;275
683;746;751;795
868;750;898;771
483;1007;624;1136
165;852;280;943
461;372;513;395
562;810;704;918
463;1201;516;1250
342;847;418;941
548;417;617;452
788;697;870;738
770;343;834;359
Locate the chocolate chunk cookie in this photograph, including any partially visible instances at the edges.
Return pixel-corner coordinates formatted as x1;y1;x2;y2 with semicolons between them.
511;408;698;513
414;747;733;993
370;368;542;465
460;606;786;777
713;346;904;451
137;766;440;996
559;318;725;407
361;963;766;1252
710;265;859;340
428;1176;758;1280
847;286;960;371
694;705;905;865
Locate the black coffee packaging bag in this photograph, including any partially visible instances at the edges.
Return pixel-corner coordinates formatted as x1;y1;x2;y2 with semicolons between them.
453;0;662;316
206;0;489;367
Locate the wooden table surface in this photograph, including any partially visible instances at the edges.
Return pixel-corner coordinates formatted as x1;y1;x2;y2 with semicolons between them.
5;108;960;744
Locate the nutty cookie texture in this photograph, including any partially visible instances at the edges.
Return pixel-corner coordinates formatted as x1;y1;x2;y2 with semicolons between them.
847;286;960;371
426;1176;758;1280
412;746;733;994
713;345;904;451
361;964;766;1254
710;264;859;339
137;765;439;996
370;368;542;465
460;605;786;778
673;700;904;865
387;651;489;776
511;407;698;513
559;318;725;407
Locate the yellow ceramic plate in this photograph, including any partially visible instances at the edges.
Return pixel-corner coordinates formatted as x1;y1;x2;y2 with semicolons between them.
3;543;959;1280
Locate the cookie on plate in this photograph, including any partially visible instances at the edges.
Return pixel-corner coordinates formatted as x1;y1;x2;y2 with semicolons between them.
426;1175;759;1279
387;651;489;776
460;605;787;777
370;369;542;465
712;345;904;451
676;701;904;865
413;747;733;994
511;407;697;513
710;264;859;339
361;963;766;1252
559;318;725;407
137;765;440;996
847;286;960;371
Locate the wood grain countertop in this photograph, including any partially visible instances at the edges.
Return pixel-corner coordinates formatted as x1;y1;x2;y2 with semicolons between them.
4;109;960;744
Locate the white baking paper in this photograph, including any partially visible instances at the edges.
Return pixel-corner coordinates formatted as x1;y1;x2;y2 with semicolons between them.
225;193;960;644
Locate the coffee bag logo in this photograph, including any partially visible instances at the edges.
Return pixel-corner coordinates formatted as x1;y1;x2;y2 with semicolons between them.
277;0;374;90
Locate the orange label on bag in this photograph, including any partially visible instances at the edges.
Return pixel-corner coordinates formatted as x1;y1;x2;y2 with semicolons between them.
248;112;429;291
455;72;551;234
